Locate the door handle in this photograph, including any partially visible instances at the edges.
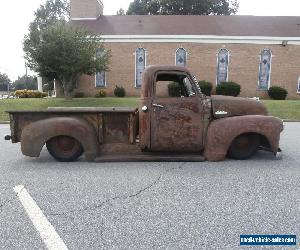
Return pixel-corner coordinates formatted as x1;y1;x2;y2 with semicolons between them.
142;106;148;112
152;103;164;108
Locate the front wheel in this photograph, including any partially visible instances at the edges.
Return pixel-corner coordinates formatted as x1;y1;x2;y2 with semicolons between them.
228;134;260;160
46;136;83;162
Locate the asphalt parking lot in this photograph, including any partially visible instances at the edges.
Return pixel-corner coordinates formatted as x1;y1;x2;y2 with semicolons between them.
0;123;300;250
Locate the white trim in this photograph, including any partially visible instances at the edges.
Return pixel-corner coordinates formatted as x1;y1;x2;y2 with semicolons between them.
175;48;188;66
216;48;230;86
71;17;98;20
297;76;300;94
135;48;147;88
95;71;107;88
258;49;272;90
101;35;300;45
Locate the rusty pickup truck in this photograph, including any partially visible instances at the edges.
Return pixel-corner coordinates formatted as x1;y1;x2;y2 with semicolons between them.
5;65;283;162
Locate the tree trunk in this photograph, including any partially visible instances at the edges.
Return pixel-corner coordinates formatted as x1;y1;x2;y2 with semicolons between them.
64;91;72;100
62;79;73;100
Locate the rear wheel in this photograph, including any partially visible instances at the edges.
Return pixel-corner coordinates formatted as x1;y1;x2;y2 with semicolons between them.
46;136;83;162
228;134;259;160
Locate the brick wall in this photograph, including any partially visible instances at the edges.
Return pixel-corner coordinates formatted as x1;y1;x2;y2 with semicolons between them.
57;42;300;99
70;0;103;19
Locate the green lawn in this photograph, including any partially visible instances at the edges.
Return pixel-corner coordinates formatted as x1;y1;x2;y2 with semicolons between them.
262;100;300;121
0;98;299;122
0;98;139;122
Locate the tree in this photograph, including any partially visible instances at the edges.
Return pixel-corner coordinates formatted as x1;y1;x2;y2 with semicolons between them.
26;0;70;60
126;0;239;15
24;22;110;99
23;0;110;99
12;75;38;90
0;73;11;92
117;8;126;15
23;0;69;94
31;0;70;31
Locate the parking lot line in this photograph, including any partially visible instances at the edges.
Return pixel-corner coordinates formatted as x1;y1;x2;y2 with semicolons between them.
13;185;68;250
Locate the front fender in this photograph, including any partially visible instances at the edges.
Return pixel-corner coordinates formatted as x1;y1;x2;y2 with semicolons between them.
204;115;283;161
21;117;99;161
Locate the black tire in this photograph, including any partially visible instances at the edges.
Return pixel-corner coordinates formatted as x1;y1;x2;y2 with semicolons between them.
46;136;83;162
228;134;260;160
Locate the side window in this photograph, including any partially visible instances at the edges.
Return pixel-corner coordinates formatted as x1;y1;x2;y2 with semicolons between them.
298;76;300;94
258;49;272;90
217;48;229;85
95;48;106;87
135;48;146;88
155;73;196;98
176;48;187;67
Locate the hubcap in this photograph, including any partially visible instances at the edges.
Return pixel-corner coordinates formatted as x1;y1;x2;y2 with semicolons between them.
55;137;76;153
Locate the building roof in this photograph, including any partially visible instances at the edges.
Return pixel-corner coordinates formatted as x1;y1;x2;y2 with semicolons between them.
71;15;300;37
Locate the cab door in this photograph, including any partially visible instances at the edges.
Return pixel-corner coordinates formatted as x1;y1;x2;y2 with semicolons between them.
150;72;205;152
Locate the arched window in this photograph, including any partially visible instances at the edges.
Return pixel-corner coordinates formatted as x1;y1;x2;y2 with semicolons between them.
258;49;272;90
135;48;146;88
176;48;187;67
95;48;106;87
217;48;229;85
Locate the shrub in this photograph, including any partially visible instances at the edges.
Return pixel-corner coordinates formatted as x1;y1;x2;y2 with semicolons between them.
198;80;213;96
268;86;288;100
14;90;27;98
114;86;126;97
95;90;107;98
216;81;241;97
168;82;181;97
15;89;46;98
74;92;85;98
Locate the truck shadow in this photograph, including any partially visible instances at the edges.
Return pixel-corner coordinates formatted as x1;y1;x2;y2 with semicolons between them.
27;147;285;164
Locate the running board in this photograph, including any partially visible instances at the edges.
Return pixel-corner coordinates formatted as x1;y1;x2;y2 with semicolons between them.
94;154;205;163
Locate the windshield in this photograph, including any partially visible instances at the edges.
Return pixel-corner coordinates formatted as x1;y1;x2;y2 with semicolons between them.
191;75;202;95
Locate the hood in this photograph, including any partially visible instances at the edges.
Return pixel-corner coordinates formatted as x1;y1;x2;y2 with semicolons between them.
211;95;268;119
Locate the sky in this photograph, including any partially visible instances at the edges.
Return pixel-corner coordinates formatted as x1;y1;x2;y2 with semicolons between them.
0;0;299;81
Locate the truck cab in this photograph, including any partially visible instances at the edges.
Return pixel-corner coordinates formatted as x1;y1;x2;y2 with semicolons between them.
139;65;211;153
139;65;283;161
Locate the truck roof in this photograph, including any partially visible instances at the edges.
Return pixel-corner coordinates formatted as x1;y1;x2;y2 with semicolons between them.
141;65;192;98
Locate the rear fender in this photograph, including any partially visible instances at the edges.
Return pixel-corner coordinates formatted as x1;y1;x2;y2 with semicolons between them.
21;117;99;161
204;115;283;161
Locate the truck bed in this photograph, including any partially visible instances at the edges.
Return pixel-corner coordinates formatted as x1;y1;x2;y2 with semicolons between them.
7;107;139;144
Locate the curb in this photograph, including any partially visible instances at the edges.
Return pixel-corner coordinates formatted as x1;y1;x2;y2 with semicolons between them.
282;120;300;122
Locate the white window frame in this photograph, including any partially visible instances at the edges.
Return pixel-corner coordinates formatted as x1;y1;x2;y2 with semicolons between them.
216;48;230;86
297;76;300;94
95;71;107;88
95;48;107;88
135;48;147;88
175;48;188;67
258;49;272;91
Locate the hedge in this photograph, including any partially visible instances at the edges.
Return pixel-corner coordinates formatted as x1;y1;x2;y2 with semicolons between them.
268;86;288;100
216;81;241;97
198;80;213;96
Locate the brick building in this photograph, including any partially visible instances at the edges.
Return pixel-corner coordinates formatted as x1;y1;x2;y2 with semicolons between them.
61;0;300;99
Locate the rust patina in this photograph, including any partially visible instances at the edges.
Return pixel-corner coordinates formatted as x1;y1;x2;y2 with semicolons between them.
211;95;268;118
6;65;283;162
203;115;283;161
